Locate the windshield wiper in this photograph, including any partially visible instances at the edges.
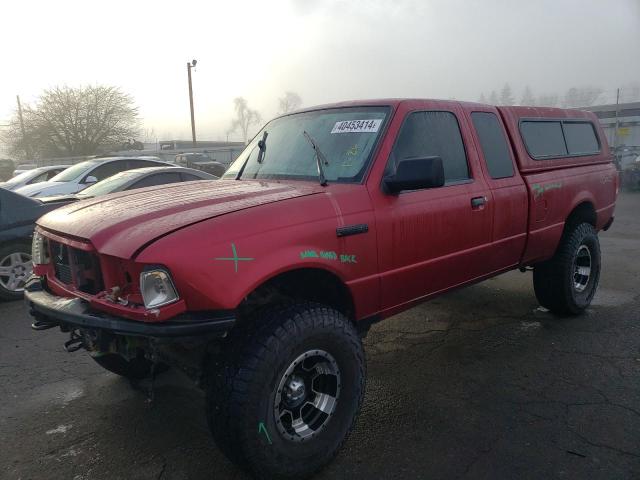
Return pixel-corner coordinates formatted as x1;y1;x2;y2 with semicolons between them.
236;131;268;180
303;130;329;186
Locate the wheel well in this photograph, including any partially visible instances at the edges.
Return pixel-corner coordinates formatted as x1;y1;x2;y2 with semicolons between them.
237;268;355;321
565;201;596;231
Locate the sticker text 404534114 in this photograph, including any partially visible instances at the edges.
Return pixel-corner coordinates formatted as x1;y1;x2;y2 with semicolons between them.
331;119;382;134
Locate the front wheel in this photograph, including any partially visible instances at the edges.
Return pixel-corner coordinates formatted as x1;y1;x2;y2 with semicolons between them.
206;302;365;478
533;222;601;315
0;243;32;301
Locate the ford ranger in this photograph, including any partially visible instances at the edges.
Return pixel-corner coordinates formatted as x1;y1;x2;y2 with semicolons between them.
25;99;618;478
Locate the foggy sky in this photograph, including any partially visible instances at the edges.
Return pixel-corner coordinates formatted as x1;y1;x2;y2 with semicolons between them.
1;0;638;142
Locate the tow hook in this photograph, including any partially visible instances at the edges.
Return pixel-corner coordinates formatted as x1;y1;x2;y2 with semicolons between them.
64;330;84;353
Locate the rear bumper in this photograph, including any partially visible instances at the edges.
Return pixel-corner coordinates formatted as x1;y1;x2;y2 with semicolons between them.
24;277;235;338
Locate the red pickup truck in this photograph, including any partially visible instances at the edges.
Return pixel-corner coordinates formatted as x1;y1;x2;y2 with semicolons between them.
26;99;617;478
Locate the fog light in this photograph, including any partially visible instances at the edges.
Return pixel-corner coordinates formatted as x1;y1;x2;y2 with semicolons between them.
140;269;179;309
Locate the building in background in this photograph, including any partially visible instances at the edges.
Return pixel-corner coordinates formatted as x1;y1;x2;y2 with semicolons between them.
584;102;640;169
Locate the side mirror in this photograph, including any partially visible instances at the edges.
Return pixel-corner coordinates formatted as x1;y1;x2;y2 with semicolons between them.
84;175;98;184
383;156;445;194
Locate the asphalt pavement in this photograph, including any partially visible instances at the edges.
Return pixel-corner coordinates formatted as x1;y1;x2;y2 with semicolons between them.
1;192;639;480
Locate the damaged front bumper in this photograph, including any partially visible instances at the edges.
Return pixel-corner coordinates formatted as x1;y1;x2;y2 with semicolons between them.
24;277;235;338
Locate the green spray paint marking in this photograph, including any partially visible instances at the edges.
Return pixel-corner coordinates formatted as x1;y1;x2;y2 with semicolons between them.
214;243;254;273
299;250;357;264
340;254;357;264
258;422;272;445
531;182;563;199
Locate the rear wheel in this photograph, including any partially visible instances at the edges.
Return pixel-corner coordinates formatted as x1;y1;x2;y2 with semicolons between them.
533;222;601;315
0;243;32;301
206;302;365;478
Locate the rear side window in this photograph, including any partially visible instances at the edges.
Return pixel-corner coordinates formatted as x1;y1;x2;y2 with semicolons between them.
88;161;128;181
520;120;600;159
128;172;182;189
520;121;567;158
471;112;514;179
128;159;161;169
389;111;470;184
563;122;600;155
181;172;203;181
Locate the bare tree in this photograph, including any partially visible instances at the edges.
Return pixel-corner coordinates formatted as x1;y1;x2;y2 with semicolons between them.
489;90;499;105
478;93;487;103
499;83;515;106
520;86;536;106
562;86;603;108
537;94;559;107
278;91;303;114
1;85;139;159
228;97;262;143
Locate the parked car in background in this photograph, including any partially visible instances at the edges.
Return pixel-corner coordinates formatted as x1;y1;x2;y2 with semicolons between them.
0;159;15;181
0;189;74;300
41;166;217;203
12;163;38;176
1;166;213;301
620;155;640;190
0;165;69;191
14;156;170;198
175;152;226;177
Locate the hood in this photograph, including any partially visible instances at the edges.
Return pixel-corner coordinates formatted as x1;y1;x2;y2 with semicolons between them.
14;181;69;198
0;188;58;230
38;180;323;258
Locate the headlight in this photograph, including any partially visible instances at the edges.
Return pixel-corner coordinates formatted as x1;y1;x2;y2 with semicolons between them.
32;230;49;265
140;269;179;309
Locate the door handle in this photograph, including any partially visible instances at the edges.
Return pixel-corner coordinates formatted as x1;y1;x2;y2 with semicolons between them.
471;196;487;209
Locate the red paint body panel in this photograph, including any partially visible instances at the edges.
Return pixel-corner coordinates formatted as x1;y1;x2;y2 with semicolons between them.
35;99;618;326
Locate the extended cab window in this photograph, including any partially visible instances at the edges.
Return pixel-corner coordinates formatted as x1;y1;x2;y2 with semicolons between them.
387;111;469;184
223;107;389;183
471;112;514;179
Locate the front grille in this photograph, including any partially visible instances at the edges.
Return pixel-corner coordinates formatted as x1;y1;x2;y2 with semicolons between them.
49;240;104;294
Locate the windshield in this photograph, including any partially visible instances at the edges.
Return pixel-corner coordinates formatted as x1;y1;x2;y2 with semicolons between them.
77;170;138;197
2;169;38;187
223;107;389;183
50;160;96;182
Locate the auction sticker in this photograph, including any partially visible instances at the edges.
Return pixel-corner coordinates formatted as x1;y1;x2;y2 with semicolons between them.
331;119;382;134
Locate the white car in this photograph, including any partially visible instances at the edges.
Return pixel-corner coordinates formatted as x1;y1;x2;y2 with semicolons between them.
14;157;170;198
0;165;69;191
13;163;38;175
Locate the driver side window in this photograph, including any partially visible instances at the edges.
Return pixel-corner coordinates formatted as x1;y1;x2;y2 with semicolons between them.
386;111;470;184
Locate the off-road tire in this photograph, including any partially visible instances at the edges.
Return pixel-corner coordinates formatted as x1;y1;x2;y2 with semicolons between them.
0;242;32;301
533;222;601;315
206;302;366;479
92;353;167;380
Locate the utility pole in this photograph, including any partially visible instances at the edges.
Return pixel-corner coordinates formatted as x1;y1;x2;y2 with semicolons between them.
612;88;620;151
16;95;29;158
187;59;197;147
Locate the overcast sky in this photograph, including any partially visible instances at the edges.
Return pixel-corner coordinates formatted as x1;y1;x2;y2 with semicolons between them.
1;0;638;141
